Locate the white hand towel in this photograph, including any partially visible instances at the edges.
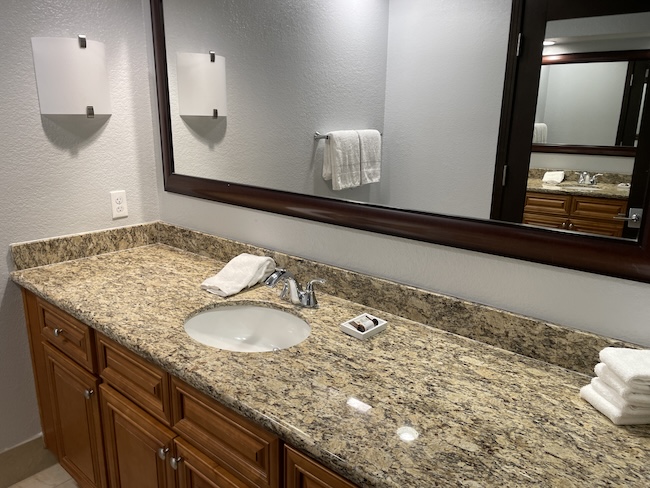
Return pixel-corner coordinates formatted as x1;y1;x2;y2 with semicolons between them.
599;347;650;391
580;384;650;425
358;129;381;185
201;253;276;297
322;130;361;191
591;377;650;415
542;170;564;184
594;363;650;406
533;123;547;143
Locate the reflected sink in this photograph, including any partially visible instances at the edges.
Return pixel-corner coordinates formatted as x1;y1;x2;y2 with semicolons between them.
184;305;310;352
560;185;601;191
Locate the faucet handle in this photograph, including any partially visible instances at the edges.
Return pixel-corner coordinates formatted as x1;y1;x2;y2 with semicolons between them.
301;279;325;308
591;173;603;184
305;279;325;291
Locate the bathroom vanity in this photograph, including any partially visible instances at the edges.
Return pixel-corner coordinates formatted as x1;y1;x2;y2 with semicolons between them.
11;223;650;487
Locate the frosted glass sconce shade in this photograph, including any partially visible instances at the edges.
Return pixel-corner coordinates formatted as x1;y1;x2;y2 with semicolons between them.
31;37;111;116
177;52;227;117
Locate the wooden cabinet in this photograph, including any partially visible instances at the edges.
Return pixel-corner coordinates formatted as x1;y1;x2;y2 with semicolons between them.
284;446;356;488
42;341;106;488
22;290;358;488
100;384;176;488
171;378;280;488
523;192;628;237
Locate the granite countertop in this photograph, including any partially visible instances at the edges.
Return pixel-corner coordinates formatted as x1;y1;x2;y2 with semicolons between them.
11;244;650;487
527;178;630;200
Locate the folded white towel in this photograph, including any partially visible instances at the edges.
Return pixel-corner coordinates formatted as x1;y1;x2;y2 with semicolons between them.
201;253;276;297
323;130;361;190
594;363;650;406
591;377;650;415
533;123;547;143
358;129;381;185
600;347;650;391
580;384;650;425
542;170;564;184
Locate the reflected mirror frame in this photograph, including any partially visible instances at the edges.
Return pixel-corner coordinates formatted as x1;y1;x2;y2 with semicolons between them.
150;0;650;284
532;50;650;156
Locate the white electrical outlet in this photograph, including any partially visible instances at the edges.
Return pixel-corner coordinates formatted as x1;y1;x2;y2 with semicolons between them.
110;190;128;219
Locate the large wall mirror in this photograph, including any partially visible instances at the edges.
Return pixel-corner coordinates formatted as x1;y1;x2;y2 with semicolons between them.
150;0;650;283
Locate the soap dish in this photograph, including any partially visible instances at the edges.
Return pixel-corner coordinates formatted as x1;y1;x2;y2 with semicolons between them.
340;313;387;340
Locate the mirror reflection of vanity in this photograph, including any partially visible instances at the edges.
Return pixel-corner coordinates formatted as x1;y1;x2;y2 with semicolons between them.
510;15;650;238
149;0;650;282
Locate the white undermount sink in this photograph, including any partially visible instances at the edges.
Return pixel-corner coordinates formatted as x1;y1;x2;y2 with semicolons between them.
184;305;310;352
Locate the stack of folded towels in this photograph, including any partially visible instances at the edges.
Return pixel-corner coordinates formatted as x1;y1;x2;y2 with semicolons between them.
580;347;650;425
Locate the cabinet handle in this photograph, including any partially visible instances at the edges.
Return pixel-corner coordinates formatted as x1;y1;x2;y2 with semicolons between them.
568;223;575;230
170;456;182;470
561;222;567;229
157;447;169;460
53;328;64;337
83;389;94;399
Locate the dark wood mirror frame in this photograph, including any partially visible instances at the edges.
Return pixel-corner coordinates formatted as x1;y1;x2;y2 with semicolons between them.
531;49;650;156
149;0;650;283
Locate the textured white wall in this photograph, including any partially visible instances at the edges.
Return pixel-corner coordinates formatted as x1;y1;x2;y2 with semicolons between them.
0;0;160;452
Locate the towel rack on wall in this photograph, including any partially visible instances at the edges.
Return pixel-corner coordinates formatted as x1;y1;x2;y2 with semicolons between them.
314;131;382;140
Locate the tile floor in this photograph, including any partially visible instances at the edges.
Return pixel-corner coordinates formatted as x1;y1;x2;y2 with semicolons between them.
8;464;77;488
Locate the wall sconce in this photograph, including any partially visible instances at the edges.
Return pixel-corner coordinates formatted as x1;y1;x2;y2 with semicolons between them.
177;52;227;118
31;36;111;117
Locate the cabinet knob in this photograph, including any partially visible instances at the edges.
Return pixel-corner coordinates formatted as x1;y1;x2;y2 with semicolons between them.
157;447;169;460
83;389;94;399
53;328;64;337
170;456;182;470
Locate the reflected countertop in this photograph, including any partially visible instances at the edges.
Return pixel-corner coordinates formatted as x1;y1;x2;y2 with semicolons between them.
11;244;650;487
527;178;630;200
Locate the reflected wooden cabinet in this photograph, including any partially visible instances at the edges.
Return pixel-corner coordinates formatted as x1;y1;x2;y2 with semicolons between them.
523;192;628;237
22;290;359;488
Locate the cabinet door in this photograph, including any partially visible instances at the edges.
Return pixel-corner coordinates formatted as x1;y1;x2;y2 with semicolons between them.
175;437;247;488
284;446;357;488
43;342;106;488
100;384;176;488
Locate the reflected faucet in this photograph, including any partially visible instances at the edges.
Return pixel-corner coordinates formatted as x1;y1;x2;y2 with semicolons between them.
264;268;325;308
576;172;603;185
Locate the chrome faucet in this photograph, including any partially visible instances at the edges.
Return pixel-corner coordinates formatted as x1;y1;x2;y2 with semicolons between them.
576;171;603;185
264;268;325;308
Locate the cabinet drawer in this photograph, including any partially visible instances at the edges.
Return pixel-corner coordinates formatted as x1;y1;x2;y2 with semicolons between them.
284;446;358;488
524;192;571;216
38;298;95;372
97;333;171;425
568;218;624;237
571;196;627;221
175;437;248;488
171;378;280;488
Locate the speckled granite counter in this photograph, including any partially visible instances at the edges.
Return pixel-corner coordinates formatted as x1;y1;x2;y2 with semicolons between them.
10;225;650;487
526;179;630;200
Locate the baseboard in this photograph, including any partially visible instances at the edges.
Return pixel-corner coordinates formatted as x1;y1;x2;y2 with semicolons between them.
0;435;57;488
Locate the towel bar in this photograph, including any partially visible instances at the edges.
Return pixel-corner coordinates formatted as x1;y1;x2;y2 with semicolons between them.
314;131;382;140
